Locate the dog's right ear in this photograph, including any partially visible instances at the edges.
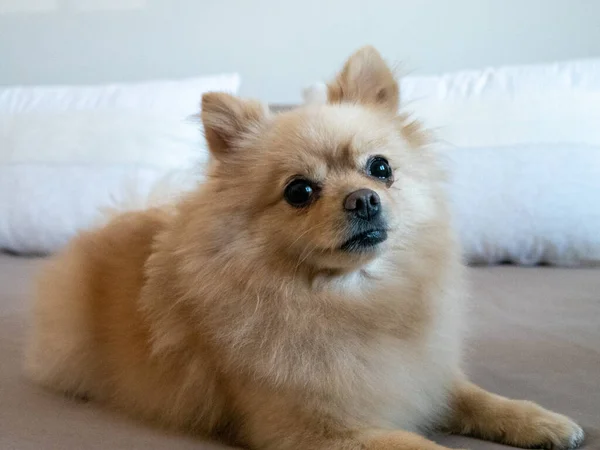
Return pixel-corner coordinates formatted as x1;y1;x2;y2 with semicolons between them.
201;92;269;158
327;46;399;113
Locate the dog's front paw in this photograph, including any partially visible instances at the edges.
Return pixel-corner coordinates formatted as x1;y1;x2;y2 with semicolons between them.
524;409;584;450
449;382;585;450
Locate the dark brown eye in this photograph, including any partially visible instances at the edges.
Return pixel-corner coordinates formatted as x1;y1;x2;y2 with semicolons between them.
284;179;315;207
367;157;392;180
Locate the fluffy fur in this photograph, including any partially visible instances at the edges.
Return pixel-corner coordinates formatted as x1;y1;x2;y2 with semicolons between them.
26;47;584;450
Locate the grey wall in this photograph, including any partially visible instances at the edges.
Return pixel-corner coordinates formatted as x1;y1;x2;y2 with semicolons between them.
1;0;600;103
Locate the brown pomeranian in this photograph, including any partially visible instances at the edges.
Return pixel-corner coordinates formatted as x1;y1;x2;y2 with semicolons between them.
26;47;584;450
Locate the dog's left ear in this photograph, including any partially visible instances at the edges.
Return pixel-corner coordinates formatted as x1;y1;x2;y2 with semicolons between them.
201;92;269;158
327;46;399;113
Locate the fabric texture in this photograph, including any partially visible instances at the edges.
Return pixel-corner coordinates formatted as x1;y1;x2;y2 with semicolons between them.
0;110;207;254
0;75;240;254
0;254;597;449
442;144;600;266
0;74;241;117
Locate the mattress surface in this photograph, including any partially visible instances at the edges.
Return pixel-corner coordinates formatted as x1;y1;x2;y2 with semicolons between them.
0;254;598;449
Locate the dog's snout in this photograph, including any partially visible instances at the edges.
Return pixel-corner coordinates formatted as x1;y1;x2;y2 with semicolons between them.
344;189;380;221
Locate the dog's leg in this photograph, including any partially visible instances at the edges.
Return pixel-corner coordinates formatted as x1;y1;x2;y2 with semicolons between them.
445;379;584;449
244;412;462;450
360;430;465;450
250;429;460;450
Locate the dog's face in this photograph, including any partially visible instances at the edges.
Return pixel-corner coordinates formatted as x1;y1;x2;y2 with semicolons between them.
201;47;440;272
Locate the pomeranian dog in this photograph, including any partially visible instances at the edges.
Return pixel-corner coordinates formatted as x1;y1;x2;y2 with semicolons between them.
26;47;584;450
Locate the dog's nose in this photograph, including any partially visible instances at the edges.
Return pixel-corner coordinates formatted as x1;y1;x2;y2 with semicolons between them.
344;189;380;220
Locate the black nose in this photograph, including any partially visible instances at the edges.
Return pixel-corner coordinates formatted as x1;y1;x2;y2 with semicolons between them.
344;189;381;221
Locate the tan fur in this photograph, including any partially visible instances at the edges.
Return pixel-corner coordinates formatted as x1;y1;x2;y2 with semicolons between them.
26;47;584;450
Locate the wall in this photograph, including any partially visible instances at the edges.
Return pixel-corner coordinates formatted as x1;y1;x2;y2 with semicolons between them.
1;0;600;102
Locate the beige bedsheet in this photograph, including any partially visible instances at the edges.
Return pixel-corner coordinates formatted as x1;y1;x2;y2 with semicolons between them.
0;254;598;449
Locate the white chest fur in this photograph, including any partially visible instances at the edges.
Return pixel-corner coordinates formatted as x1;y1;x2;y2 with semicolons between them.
319;260;465;432
364;322;461;432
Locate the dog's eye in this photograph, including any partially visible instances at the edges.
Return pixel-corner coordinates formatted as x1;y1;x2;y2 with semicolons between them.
284;179;315;207
367;157;392;180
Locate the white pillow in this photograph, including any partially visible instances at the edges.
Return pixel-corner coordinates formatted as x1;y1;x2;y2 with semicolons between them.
0;75;240;254
441;145;600;266
305;58;600;266
0;109;205;254
0;73;240;116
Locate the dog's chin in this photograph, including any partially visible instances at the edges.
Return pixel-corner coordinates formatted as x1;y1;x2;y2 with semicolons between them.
305;229;389;272
339;229;388;253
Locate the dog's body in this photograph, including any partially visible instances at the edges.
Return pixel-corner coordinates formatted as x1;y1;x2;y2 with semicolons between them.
26;48;584;450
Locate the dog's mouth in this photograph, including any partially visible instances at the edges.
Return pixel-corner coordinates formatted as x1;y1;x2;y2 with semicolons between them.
340;229;388;252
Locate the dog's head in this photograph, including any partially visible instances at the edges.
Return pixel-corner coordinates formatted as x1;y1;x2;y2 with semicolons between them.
200;47;442;273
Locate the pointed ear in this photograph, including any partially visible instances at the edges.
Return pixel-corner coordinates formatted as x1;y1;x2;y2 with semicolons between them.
327;46;399;112
201;92;268;157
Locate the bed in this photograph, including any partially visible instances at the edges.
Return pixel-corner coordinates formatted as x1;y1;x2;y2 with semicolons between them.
0;252;597;450
1;56;599;449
